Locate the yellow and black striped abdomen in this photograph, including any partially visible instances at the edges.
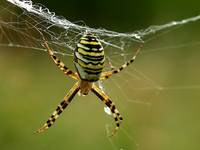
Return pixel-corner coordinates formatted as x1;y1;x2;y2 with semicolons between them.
74;34;105;82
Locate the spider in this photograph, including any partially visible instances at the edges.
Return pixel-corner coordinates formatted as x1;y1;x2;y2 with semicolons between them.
36;33;142;136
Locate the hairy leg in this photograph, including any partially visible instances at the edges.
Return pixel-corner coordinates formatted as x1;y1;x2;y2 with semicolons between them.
36;82;80;133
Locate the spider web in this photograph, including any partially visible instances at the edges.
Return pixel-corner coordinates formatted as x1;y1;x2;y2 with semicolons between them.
0;0;200;150
1;0;200;55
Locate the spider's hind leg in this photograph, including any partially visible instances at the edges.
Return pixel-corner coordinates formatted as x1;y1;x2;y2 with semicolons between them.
100;45;142;80
42;41;79;80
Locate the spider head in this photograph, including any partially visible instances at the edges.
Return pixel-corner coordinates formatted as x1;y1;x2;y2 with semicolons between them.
79;80;93;95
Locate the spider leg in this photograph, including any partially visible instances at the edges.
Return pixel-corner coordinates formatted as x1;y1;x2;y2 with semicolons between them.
91;84;123;136
36;82;80;134
43;41;79;80
100;45;142;80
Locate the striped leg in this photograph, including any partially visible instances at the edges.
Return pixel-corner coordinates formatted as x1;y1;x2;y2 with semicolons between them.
91;85;123;136
36;82;80;134
100;45;142;80
43;41;79;80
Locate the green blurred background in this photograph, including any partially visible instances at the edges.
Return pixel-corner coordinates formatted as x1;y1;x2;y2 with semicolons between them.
0;0;200;150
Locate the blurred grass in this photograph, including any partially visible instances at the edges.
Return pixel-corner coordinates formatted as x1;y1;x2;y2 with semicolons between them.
0;0;200;150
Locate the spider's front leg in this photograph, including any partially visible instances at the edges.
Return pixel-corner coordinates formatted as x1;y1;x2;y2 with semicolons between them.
100;45;142;80
91;85;123;136
43;41;79;80
36;82;80;133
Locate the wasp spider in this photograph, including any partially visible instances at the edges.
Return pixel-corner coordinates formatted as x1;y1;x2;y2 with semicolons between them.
36;33;142;136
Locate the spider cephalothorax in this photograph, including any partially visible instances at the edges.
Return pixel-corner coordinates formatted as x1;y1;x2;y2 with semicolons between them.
36;33;141;136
